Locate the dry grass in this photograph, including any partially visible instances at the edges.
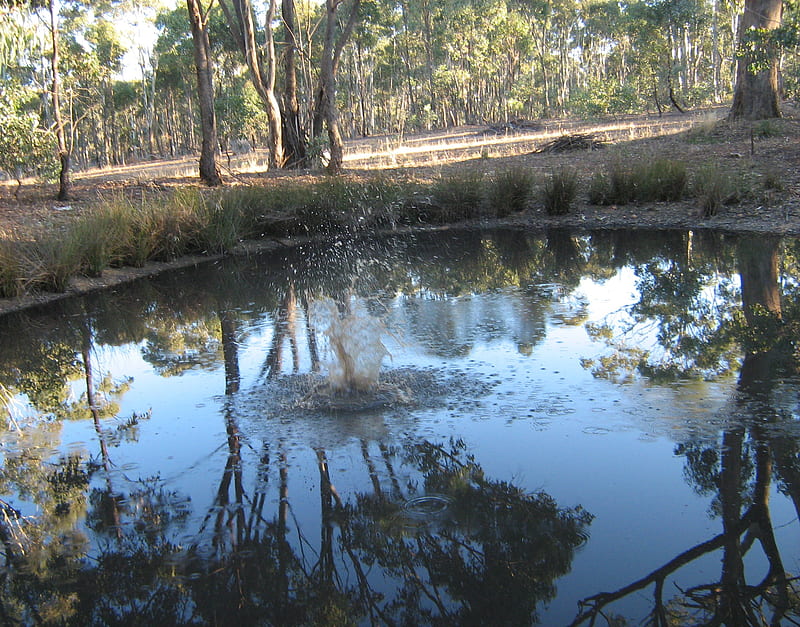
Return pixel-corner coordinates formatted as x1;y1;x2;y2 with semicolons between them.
0;105;799;310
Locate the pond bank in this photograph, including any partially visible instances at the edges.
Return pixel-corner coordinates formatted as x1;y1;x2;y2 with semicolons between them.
1;202;798;318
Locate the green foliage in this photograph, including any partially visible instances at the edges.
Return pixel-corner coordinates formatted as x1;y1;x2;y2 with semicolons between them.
569;80;641;116
541;168;578;216
0;90;56;188
736;25;797;74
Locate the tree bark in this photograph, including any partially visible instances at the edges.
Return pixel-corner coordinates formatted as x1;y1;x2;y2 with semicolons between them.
313;0;362;174
48;0;71;201
264;0;285;167
220;0;284;167
187;0;222;186
281;0;306;167
729;0;783;119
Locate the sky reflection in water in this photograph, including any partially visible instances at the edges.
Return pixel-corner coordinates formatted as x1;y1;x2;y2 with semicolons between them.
0;228;798;625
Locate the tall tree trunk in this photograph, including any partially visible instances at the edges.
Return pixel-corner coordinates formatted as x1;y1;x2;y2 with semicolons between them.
220;0;284;167
281;0;306;167
187;0;222;186
264;0;285;167
48;0;70;201
730;0;783;119
313;0;362;174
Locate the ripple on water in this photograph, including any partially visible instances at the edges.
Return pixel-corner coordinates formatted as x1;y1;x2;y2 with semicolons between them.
402;494;453;518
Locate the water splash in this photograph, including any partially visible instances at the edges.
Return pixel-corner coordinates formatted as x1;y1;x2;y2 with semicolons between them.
308;296;392;394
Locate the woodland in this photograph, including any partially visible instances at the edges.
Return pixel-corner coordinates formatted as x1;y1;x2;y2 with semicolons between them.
0;0;797;196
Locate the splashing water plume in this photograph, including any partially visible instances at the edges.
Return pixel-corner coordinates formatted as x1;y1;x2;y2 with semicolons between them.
309;297;390;393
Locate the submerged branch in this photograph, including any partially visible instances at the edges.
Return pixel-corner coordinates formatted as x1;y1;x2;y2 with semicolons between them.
570;507;757;626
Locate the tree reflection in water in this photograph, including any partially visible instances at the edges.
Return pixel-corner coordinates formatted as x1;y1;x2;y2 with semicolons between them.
572;235;800;626
2;229;800;624
183;432;592;626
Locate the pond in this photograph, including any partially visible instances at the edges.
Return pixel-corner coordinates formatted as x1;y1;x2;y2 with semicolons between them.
0;228;798;625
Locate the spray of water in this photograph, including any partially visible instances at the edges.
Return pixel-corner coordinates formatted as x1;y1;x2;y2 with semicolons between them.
309;297;390;393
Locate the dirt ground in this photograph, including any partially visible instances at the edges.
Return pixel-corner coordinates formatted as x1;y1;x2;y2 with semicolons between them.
1;106;799;314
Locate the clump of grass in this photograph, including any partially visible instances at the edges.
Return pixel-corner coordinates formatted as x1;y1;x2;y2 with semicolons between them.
30;232;84;292
0;237;27;298
635;159;687;202
753;119;782;138
692;163;741;217
684;119;723;144
588;158;687;205
428;171;486;223
485;166;534;218
194;191;254;253
541;168;578;215
762;171;784;192
67;205;130;276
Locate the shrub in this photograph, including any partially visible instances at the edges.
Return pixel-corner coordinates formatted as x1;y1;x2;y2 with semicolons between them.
692;164;740;217
541;168;578;215
429;171;485;222
485;166;534;217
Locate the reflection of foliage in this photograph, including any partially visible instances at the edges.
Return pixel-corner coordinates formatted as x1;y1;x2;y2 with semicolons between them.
676;440;755;518
10;342;82;414
584;258;740;382
142;317;222;376
343;439;593;625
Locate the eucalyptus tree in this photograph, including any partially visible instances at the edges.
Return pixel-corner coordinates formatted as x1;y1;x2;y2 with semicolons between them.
730;0;785;118
312;0;362;173
0;89;55;193
83;19;125;168
186;0;222;185
155;6;201;157
218;0;285;167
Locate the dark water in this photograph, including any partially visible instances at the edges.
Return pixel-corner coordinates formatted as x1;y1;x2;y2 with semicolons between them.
1;228;798;625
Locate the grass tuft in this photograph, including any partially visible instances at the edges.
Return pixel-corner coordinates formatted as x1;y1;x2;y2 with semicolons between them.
0;237;27;298
692;164;740;217
485;166;534;218
588;158;686;205
541;168;578;215
427;171;486;223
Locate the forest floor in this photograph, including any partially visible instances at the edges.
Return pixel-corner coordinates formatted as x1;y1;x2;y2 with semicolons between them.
0;104;799;313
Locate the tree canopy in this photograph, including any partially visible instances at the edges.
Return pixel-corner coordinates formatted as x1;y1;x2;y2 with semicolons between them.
0;0;796;185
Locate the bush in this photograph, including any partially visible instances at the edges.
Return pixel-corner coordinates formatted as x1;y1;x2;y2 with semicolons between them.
541;168;578;215
692;164;739;217
485;166;534;217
